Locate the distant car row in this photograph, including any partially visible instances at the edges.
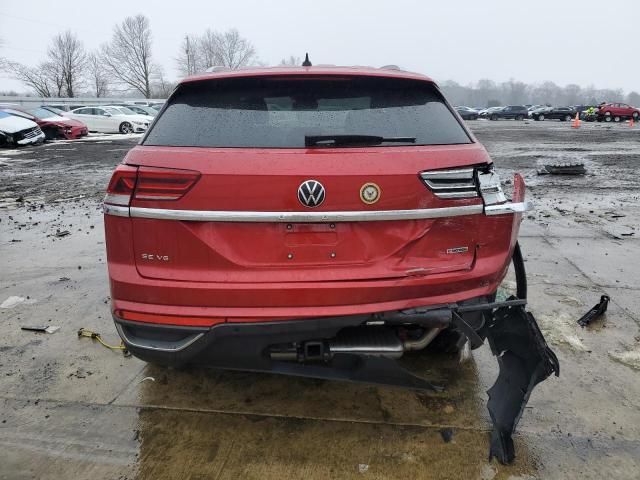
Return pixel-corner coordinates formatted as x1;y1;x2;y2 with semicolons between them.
455;103;640;122
0;102;164;147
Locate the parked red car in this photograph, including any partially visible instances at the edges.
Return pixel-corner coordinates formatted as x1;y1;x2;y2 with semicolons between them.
104;65;559;463
0;105;88;139
597;102;640;122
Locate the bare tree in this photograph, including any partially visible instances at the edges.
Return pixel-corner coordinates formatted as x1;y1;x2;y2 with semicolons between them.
6;60;65;97
152;69;176;98
7;62;53;97
86;53;110;97
216;29;256;69
48;31;86;97
279;56;301;66
102;14;156;98
175;35;200;76
198;29;222;70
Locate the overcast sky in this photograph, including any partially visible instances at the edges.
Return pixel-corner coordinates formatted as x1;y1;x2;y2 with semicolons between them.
1;0;639;94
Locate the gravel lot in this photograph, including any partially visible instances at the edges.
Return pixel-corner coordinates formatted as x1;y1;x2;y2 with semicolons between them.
1;121;639;479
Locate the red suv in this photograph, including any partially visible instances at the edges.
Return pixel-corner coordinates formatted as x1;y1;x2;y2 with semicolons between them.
104;66;559;463
598;102;640;122
104;65;531;364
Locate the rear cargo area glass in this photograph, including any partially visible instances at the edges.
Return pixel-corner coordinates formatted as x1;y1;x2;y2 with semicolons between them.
144;76;471;148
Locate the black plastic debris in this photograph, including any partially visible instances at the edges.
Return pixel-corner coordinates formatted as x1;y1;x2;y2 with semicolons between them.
537;162;586;175
577;295;610;327
21;325;60;334
439;428;454;443
482;302;559;464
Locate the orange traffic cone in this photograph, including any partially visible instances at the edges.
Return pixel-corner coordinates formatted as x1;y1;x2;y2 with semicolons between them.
630;117;635;128
572;112;581;129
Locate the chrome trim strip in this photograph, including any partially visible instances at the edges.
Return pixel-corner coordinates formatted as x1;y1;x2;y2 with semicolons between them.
126;204;484;222
484;201;532;216
115;322;205;352
103;204;130;217
104;202;532;220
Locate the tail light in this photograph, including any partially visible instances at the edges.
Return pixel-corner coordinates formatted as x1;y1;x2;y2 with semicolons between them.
420;168;477;198
420;165;506;205
104;166;200;206
477;167;506;205
134;167;200;201
104;165;137;206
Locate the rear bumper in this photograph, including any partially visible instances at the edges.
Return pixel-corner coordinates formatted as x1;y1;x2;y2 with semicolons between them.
113;296;489;367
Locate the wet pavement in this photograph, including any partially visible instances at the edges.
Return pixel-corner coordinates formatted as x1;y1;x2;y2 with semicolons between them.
1;121;639;479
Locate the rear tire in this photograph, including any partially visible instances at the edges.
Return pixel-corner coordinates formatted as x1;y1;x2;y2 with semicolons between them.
604;115;612;122
538;114;545;121
564;115;572;121
632;111;639;120
515;114;524;120
490;115;498;121
613;116;621;123
119;122;133;134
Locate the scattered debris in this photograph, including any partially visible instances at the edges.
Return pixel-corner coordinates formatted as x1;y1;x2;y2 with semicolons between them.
78;328;130;356
141;376;156;383
577;295;610;327
439;428;454;443
358;464;369;474
68;367;93;379
21;325;60;334
538;162;586;175
484;304;559;464
55;230;71;237
1;296;26;309
58;277;70;282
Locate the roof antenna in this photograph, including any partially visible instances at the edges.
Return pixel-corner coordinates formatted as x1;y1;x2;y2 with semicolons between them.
302;53;312;67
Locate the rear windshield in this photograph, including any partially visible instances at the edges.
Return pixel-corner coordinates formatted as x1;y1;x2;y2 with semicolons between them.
143;76;471;148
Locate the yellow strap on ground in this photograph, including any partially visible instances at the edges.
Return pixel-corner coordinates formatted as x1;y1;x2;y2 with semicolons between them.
77;328;130;355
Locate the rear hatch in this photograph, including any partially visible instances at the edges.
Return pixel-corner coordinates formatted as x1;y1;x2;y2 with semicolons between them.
123;74;488;283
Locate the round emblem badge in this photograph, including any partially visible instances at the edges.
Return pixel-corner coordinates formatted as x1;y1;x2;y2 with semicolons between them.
360;183;381;205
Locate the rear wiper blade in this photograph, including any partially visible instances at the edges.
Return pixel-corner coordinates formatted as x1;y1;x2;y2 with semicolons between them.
305;135;416;147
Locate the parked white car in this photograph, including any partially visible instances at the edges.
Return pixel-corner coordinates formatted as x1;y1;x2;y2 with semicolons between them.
66;106;151;134
101;105;155;124
0;111;46;146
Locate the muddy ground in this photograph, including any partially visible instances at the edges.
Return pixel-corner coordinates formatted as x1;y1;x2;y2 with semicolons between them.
1;121;639;479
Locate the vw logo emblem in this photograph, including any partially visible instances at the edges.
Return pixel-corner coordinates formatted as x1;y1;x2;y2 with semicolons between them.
297;180;325;208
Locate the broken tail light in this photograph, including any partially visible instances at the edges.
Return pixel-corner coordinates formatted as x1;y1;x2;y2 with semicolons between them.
477;166;507;205
420;165;506;205
134;167;200;201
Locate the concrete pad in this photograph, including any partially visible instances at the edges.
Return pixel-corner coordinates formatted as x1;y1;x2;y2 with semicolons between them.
546;237;640;288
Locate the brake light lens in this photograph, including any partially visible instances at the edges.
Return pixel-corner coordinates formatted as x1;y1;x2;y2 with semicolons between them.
420;164;506;204
104;165;137;206
134;167;200;201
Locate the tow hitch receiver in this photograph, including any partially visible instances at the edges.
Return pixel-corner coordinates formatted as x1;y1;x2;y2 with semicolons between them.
483;302;560;464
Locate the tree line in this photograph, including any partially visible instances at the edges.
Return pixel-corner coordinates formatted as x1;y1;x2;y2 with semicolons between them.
1;15;639;105
441;79;640;108
1;14;259;99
